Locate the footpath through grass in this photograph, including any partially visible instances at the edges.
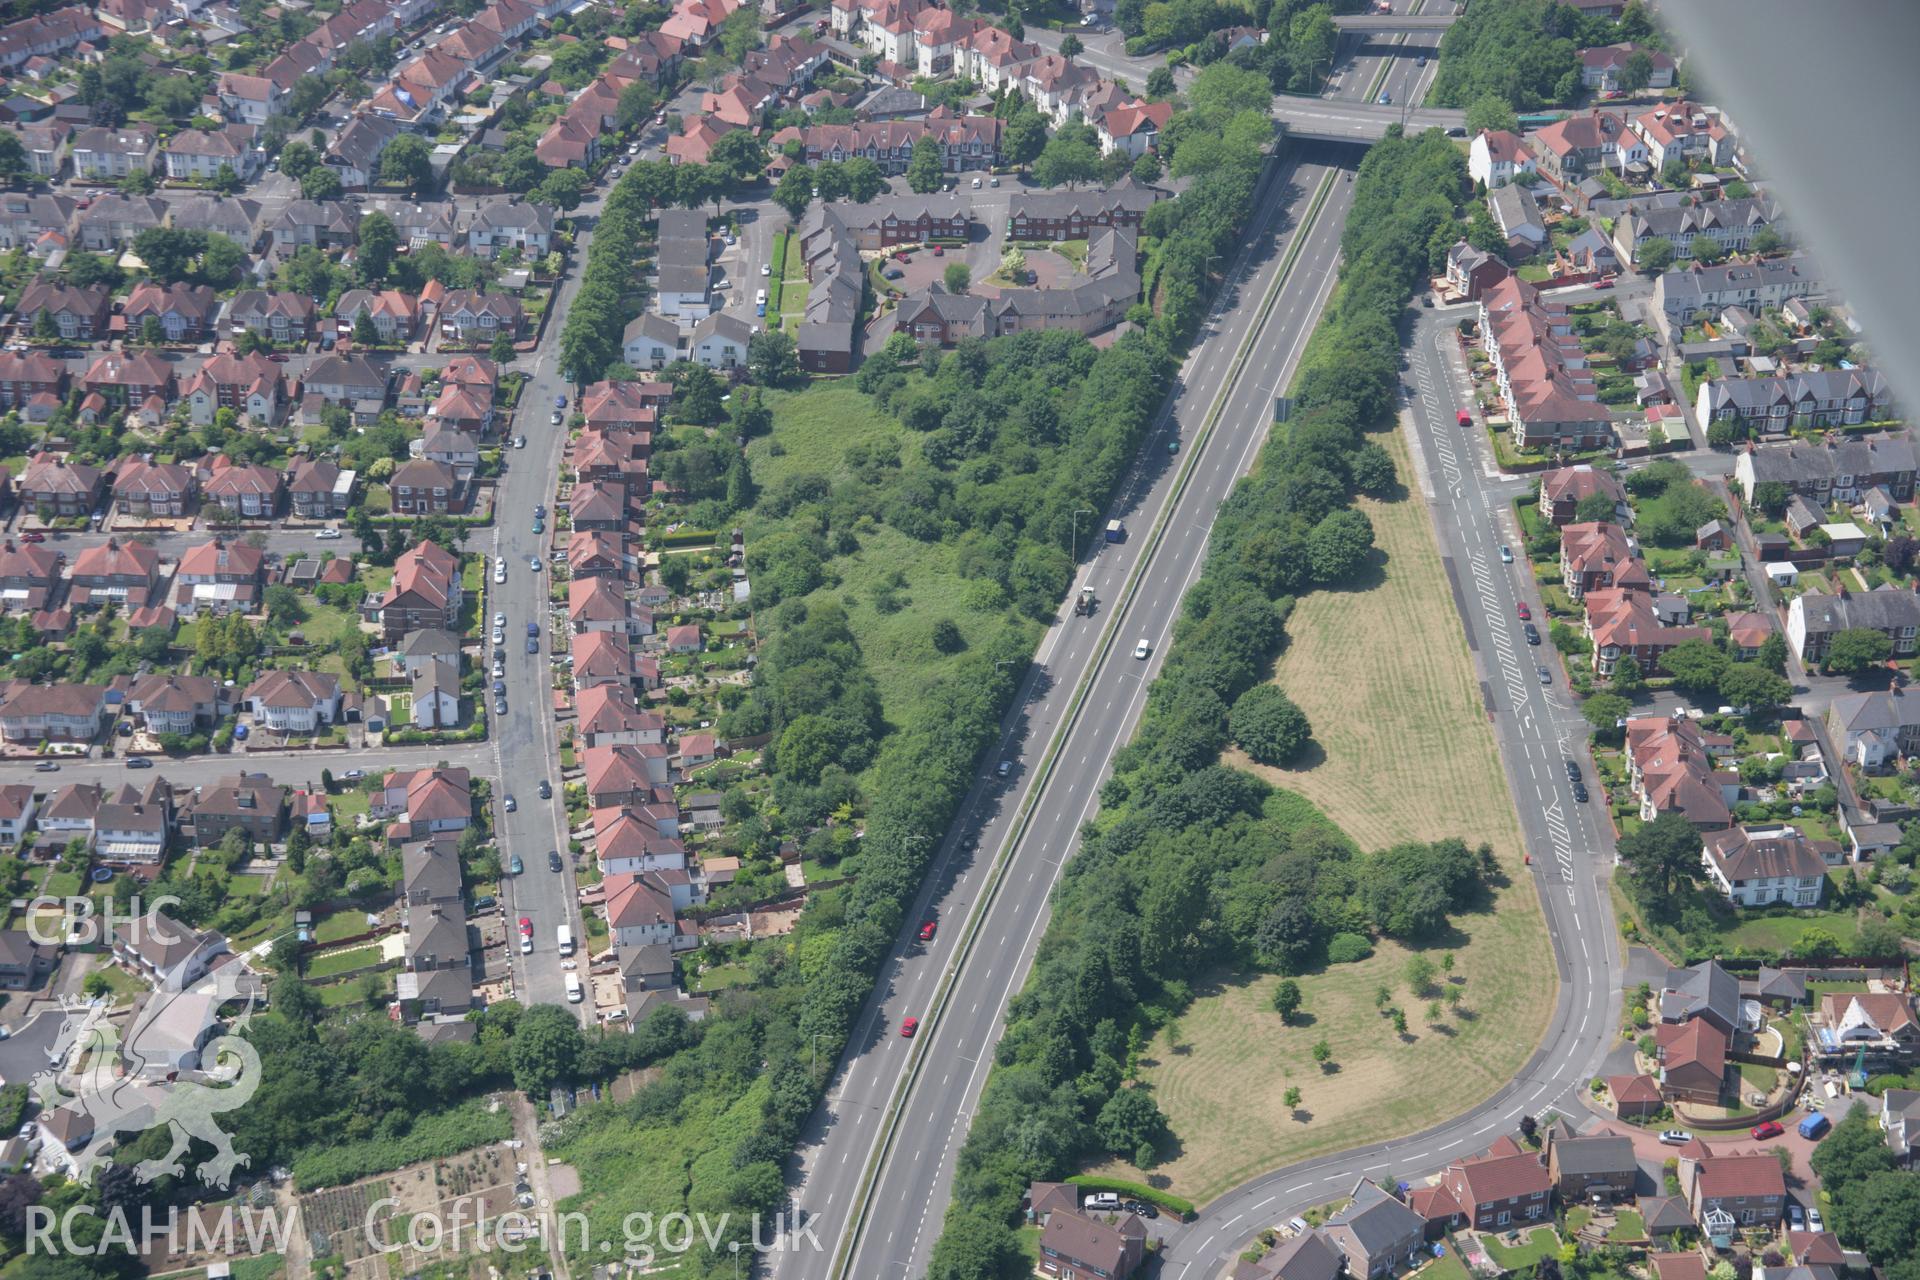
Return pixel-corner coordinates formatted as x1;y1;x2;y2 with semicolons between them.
1119;432;1555;1204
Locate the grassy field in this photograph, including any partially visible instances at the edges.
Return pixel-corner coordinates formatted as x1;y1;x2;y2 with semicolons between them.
744;382;1042;727
1119;432;1555;1204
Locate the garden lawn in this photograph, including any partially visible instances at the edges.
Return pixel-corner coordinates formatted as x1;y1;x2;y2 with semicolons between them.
1120;434;1554;1204
1416;1251;1471;1280
314;910;374;945
306;944;385;980
1479;1228;1562;1271
1608;1209;1646;1243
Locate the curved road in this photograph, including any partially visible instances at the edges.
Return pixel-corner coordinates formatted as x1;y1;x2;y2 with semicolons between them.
1161;308;1625;1278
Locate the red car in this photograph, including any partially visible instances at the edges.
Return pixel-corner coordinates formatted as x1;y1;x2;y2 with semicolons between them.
1516;602;1532;620
1750;1120;1785;1140
1593;277;1616;290
19;531;45;543
918;920;936;942
899;1016;919;1038
518;916;532;936
1455;408;1472;428
932;245;944;257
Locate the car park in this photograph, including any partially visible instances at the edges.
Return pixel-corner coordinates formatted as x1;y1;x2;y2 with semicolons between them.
899;1017;918;1038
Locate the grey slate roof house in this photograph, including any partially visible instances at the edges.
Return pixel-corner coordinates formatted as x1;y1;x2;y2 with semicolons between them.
1323;1178;1425;1279
1788;587;1920;665
1661;960;1741;1035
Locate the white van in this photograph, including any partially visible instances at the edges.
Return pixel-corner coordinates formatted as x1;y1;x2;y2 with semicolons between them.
565;973;583;1003
557;924;575;956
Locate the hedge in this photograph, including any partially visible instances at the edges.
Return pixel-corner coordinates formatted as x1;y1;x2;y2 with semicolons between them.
1065;1176;1197;1219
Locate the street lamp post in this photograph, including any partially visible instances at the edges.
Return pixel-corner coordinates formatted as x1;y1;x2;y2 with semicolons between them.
1069;508;1094;558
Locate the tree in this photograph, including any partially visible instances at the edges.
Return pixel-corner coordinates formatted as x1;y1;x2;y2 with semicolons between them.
1750;227;1786;256
926;1211;1024;1280
906;136;943;193
510;1004;585;1094
1617;810;1703;899
201;233;246;288
357;211;398;283
353;308;380;346
1307;508;1375;583
1750;480;1791;519
32;309;56;341
1060;33;1084;58
1757;631;1789;674
1832;1171;1920;1266
1690;234;1728;265
381;132;433;193
1229;685;1312;765
131;226;206;284
209;163;244;196
1824;628;1893;674
279;140;317;179
490;331;516;364
1718;663;1790;712
1033;135;1100;189
1611;653;1645;693
772;163;812;219
302;166;343;200
1812;1107;1896;1201
1620;50;1655;93
616;80;658;132
1660;638;1730;692
842;156;885;201
1637;237;1675;273
1146;65;1176;100
942;262;970;294
1311;1037;1332;1067
1404;956;1436;996
1095;1087;1167;1158
748;329;801;387
1465;95;1520;136
1271;978;1302;1022
536;167;590;211
140;315;164;347
1003;107;1047;171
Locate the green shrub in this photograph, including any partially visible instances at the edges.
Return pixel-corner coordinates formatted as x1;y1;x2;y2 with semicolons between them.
1327;932;1373;965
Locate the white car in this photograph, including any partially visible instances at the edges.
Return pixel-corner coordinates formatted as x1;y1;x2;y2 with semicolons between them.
761;263;771;276
755;288;767;306
1658;1129;1692;1145
494;613;507;629
491;627;505;646
314;526;342;540
1133;638;1151;659
493;558;507;584
492;659;505;679
514;435;527;449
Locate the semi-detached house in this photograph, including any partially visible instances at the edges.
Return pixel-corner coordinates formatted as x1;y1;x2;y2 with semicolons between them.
1787;587;1920;664
0;680;106;743
1731;431;1915;503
